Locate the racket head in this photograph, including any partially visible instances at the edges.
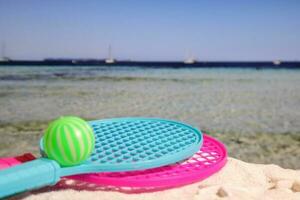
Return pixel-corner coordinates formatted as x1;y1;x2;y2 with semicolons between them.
40;118;203;176
67;134;227;191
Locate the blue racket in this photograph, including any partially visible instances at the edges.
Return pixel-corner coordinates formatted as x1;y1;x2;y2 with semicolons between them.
0;118;203;198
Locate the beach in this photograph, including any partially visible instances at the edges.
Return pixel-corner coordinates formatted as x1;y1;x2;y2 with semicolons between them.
1;66;300;199
1;1;300;199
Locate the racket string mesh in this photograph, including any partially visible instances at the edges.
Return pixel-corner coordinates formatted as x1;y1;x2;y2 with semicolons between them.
89;120;198;164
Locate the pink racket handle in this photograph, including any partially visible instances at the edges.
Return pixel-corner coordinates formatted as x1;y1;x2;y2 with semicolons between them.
0;153;36;170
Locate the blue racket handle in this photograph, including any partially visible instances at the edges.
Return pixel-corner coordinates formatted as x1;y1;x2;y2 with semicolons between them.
0;158;60;198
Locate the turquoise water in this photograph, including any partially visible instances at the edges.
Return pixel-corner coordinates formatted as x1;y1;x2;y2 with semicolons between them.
0;66;300;134
0;66;299;81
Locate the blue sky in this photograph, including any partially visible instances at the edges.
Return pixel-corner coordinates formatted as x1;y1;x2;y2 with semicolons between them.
0;0;299;61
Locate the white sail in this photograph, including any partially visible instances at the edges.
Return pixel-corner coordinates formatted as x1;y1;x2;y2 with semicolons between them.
105;45;115;64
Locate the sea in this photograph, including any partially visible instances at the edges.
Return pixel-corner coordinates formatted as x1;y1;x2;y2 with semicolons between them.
0;65;299;134
0;65;300;168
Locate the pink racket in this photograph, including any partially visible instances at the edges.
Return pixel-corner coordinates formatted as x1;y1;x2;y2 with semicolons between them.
0;134;227;193
67;134;227;191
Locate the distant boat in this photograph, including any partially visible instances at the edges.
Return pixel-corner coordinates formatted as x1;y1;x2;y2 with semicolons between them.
0;42;10;62
273;60;281;65
105;58;115;64
184;51;196;64
0;57;10;62
184;57;196;64
105;45;115;64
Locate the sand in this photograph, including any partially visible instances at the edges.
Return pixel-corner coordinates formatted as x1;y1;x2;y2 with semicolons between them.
9;158;299;200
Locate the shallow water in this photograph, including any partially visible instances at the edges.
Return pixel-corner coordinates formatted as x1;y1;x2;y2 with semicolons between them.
0;66;300;168
0;66;299;134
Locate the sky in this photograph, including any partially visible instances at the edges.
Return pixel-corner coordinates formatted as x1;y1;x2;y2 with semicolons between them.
0;0;299;61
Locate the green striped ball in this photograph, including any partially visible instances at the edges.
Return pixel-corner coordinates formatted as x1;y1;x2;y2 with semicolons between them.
43;116;95;166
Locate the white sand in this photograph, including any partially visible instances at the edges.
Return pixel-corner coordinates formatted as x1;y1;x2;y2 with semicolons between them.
16;158;300;200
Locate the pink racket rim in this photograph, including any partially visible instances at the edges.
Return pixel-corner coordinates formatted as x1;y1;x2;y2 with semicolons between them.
68;134;227;189
0;153;35;170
